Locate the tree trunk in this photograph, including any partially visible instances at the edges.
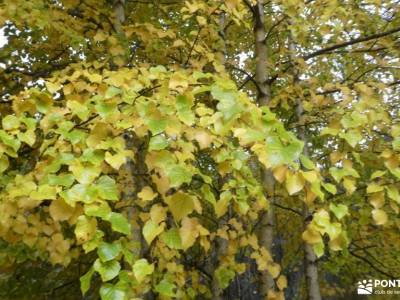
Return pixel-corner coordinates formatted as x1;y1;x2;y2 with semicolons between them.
211;12;229;300
289;33;322;300
113;0;125;33
252;0;276;296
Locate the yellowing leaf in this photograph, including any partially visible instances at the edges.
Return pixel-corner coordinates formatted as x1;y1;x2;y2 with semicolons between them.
367;183;384;194
165;192;195;222
46;81;61;94
105;151;126;170
133;259;154;283
143;220;165;245
75;216;97;244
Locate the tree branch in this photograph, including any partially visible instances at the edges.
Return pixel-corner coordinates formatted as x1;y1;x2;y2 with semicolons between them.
304;26;400;60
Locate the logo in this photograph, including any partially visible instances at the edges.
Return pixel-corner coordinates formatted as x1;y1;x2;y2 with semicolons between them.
357;280;373;295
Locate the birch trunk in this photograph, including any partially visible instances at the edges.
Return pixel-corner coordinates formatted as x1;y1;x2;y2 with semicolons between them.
252;0;276;296
289;32;322;300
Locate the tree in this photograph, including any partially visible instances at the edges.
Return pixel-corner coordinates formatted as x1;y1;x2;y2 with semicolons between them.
0;0;399;299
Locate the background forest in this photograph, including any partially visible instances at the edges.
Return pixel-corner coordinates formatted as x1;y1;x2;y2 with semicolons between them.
0;0;399;299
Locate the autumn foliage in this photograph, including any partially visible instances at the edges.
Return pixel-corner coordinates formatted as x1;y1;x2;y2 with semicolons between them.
0;0;399;299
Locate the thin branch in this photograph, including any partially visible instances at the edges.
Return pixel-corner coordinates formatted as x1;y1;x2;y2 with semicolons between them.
273;203;302;216
184;28;202;66
349;250;396;279
304;26;400;60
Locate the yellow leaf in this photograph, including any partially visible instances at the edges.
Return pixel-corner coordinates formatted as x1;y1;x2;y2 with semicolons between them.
105;151;126;170
273;166;287;183
143;220;165;245
94;30;107;42
166;192;195;222
215;190;231;217
301;170;318;183
46;81;61;94
285;172;305;195
302;227;322;244
150;204;167;224
369;191;385;209
49;199;75;221
172;39;186;48
277;275;287;290
193;130;213;149
268;262;281;279
138;186;157;202
196;16;207;26
179;217;199;250
372;209;388;225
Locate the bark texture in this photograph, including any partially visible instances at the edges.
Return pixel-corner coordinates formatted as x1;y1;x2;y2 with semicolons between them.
252;0;276;296
289;35;322;300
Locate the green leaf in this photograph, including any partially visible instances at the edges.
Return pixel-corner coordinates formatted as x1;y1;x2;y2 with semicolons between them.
107;212;131;235
160;228;182;249
322;182;337;194
70;163;101;185
133;259;154;283
100;284;127;300
340;130;362;148
0;130;21;152
0;155;9;173
386;186;400;204
155;279;176;297
105;86;122;99
2;115;20;130
313;209;330;228
84;202;112;219
96;176;119;201
211;85;244;121
300;154;315;170
313;242;325;258
30;184;57;200
149;135;169;151
167;165;192;187
370;170;387;180
367;183;384;193
214;267;235;289
80;268;94;295
98;242;122;262
176;95;195;125
17;130;36;146
93;259;121;282
47;173;75;187
201;185;216;206
147;119;167;135
329;203;348;220
95;102;118;118
60;184;97;205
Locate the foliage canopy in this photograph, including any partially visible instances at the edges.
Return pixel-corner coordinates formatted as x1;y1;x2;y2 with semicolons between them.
0;0;399;299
